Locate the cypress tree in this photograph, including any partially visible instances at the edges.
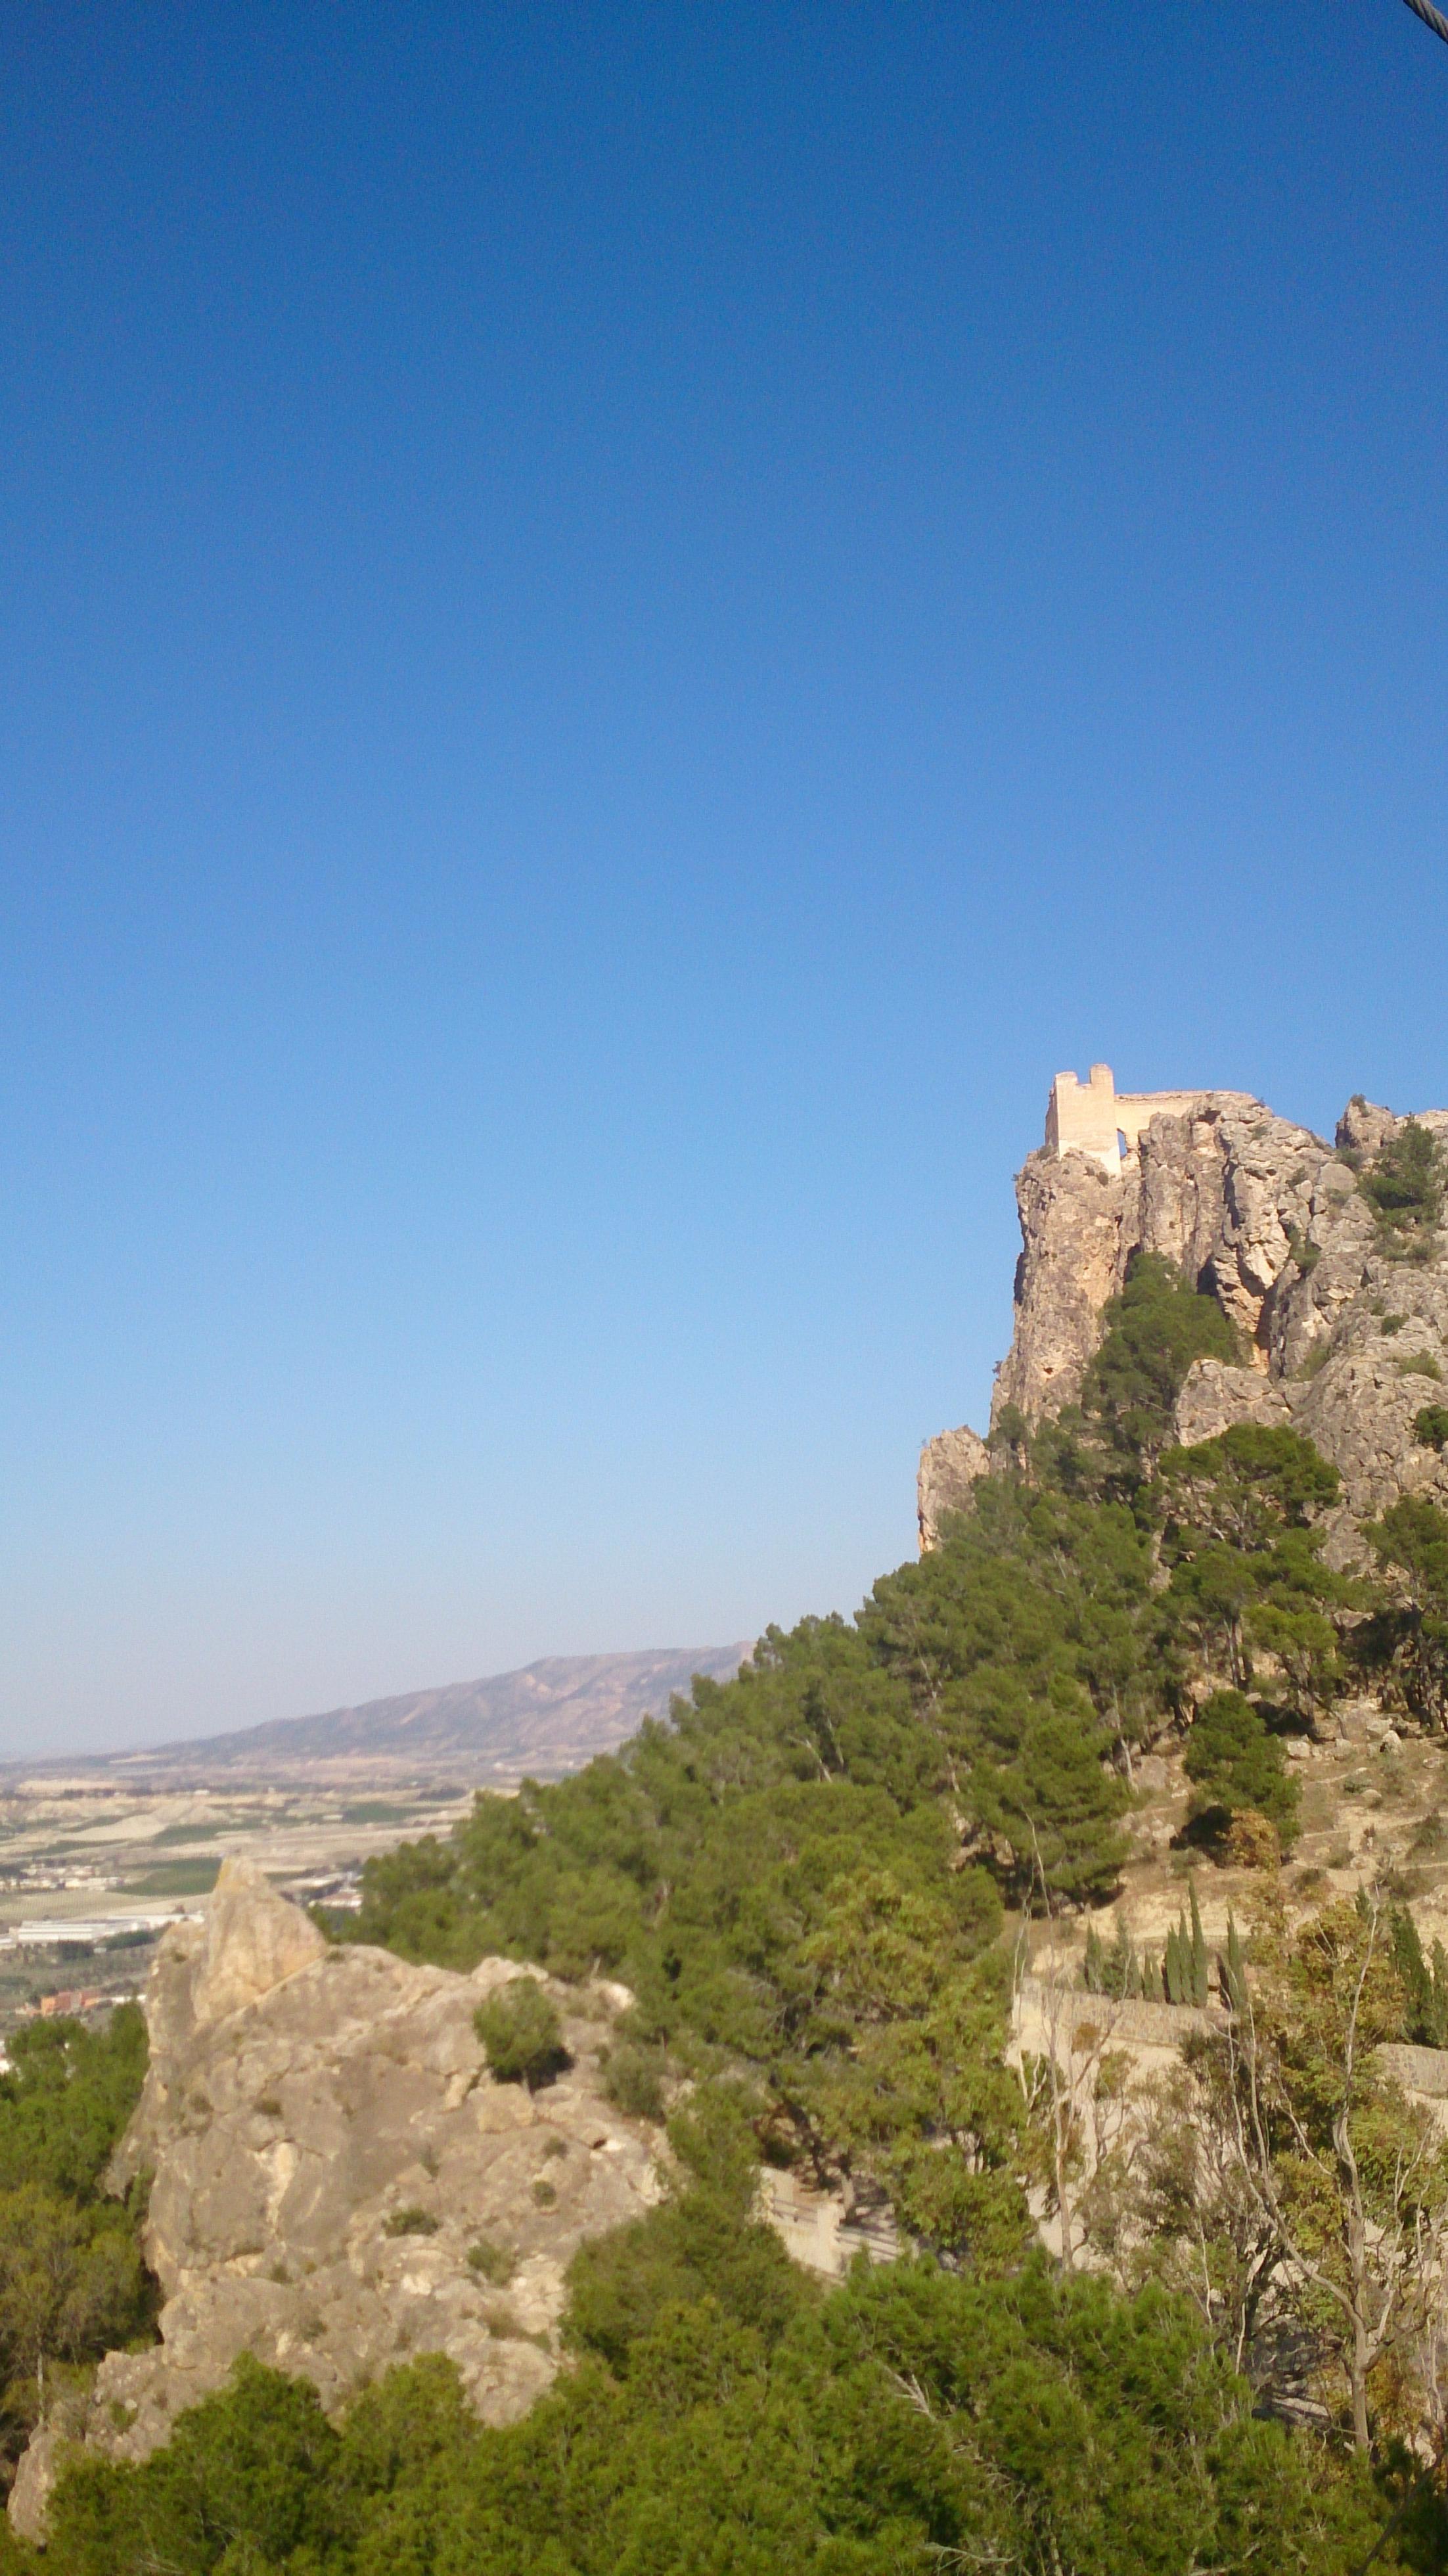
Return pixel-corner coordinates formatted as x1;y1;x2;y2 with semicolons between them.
1108;1917;1135;2000
1188;1881;1210;2008
1222;1912;1247;2017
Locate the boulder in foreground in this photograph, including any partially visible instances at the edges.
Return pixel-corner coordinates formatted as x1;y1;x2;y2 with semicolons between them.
10;1859;662;2537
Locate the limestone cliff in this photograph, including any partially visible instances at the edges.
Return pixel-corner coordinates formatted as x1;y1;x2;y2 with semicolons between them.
920;1068;1448;1547
10;1860;662;2537
916;1424;991;1550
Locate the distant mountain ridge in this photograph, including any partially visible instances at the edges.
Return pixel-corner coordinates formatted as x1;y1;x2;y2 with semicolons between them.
97;1645;754;1785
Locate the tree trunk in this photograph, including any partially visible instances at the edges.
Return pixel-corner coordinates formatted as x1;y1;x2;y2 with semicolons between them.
1336;2106;1374;2452
1349;2323;1371;2453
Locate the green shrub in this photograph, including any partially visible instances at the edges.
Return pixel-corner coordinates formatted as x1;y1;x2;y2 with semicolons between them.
466;2237;514;2285
383;2206;439;2237
562;2177;805;2376
41;2260;1413;2576
45;2350;342;2572
990;1399;1029;1452
1360;1119;1444;1256
1079;1251;1240;1476
1415;1405;1448;1453
1082;1917;1153;2000
601;2042;668;2123
0;2006;154;2483
1162;1883;1211;2005
1390;1906;1448;2048
1183;1690;1300;1846
474;1978;568;2089
1365;1496;1448;1728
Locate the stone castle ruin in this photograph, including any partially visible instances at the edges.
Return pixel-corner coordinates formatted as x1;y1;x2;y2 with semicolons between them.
1045;1062;1255;1176
917;1064;1448;1552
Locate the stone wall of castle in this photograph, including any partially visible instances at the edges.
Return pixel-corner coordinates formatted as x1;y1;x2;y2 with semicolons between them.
1046;1063;1254;1174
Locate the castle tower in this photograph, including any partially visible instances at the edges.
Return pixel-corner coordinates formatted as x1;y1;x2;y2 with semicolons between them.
1045;1067;1251;1174
1045;1065;1123;1173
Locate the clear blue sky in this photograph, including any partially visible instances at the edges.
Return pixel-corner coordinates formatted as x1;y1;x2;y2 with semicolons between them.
5;3;1447;1755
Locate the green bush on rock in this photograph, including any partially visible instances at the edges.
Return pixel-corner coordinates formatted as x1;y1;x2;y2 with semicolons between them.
473;1979;568;2090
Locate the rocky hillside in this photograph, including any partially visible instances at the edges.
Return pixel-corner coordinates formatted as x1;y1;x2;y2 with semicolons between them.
10;1861;664;2538
921;1084;1448;1552
12;1079;1448;2563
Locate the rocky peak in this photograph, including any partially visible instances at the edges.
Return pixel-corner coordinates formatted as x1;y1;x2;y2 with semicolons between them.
1336;1093;1400;1161
918;1068;1448;1548
189;1854;327;2027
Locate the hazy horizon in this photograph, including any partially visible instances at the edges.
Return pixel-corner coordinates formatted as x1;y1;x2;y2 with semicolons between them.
10;1640;754;1768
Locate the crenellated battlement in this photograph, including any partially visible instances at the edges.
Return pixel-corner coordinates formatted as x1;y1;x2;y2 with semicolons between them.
1045;1063;1254;1174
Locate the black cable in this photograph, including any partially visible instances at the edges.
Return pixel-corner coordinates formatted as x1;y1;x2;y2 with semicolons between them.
1402;0;1448;47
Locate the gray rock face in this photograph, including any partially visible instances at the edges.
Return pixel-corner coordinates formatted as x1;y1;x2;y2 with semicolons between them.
1375;2042;1448;2104
990;1092;1326;1429
1173;1360;1292;1444
991;1149;1130;1422
917;1425;991;1550
9;1863;662;2533
972;1090;1448;1541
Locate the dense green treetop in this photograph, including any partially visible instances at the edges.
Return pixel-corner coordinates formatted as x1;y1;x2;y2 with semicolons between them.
24;2171;1431;2576
1076;1249;1242;1480
1182;1688;1300;1843
0;2008;154;2487
1357;1120;1445;1257
0;2007;147;2203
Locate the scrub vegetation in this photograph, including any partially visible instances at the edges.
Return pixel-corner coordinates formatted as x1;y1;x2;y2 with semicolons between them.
8;1256;1448;2567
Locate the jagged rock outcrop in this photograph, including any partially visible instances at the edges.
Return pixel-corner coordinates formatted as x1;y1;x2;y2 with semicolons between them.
991;1091;1330;1423
1181;1101;1448;1541
1172;1359;1292;1444
990;1150;1129;1421
922;1073;1448;1549
917;1424;991;1549
9;1861;662;2539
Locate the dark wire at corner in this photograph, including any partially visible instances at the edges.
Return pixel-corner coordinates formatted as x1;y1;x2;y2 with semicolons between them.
1403;0;1448;47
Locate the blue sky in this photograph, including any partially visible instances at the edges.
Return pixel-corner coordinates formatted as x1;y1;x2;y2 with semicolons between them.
5;3;1448;1753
